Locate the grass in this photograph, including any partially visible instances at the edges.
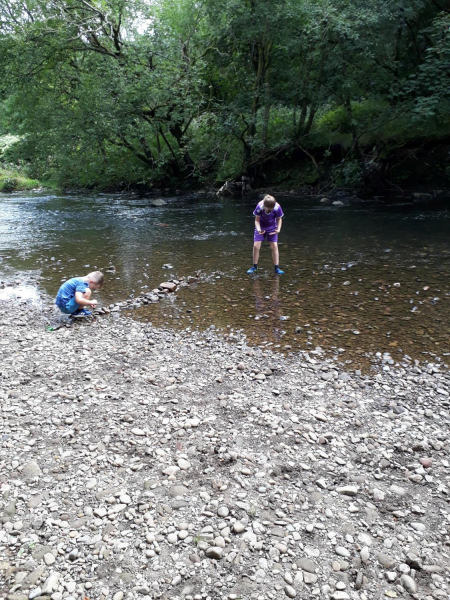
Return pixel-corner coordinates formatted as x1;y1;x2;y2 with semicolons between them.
0;166;41;192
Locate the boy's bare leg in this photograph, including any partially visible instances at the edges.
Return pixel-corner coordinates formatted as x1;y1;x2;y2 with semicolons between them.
270;242;279;265
75;289;93;309
253;242;261;265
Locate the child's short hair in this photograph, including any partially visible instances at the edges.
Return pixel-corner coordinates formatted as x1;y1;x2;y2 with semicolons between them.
87;271;104;287
263;195;276;209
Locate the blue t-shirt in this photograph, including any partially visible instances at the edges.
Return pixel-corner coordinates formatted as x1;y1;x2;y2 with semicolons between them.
55;278;89;308
253;201;284;232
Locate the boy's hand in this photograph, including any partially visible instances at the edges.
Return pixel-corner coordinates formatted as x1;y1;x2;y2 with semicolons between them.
90;299;98;307
257;229;265;234
269;230;279;235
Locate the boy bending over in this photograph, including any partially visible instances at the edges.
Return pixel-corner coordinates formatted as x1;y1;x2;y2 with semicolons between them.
55;271;104;316
247;195;284;274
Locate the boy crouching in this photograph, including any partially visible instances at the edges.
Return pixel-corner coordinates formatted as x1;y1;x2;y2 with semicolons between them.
55;271;104;316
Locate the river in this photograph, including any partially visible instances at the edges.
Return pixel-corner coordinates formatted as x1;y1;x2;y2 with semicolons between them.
0;191;449;369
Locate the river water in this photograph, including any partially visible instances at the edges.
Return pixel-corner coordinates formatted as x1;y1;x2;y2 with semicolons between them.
0;191;449;369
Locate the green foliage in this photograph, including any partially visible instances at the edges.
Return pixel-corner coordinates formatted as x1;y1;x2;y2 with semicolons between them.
0;166;41;192
0;0;449;189
331;159;365;188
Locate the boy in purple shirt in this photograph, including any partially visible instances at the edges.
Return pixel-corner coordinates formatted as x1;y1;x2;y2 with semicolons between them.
247;195;284;274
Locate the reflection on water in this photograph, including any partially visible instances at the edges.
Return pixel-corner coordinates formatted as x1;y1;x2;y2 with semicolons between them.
0;191;449;367
0;284;41;303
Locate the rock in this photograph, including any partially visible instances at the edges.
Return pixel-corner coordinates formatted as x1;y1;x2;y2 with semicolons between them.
163;465;180;476
330;593;350;600
405;553;422;570
22;460;42;479
378;553;396;569
400;574;417;593
296;557;316;573
336;485;358;496
169;485;189;497
131;428;145;436
151;198;167;206
4;501;16;516
355;571;364;590
303;572;318;584
233;522;245;533
373;488;385;502
360;546;370;562
159;281;177;292
284;585;297;598
205;547;223;560
189;554;201;564
177;458;191;470
41;572;60;595
335;546;350;558
320;197;330;204
32;545;52;561
389;485;406;496
43;553;55;566
217;506;229;517
332;200;344;207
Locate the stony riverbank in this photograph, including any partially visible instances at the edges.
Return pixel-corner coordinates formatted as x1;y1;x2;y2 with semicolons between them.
1;298;450;600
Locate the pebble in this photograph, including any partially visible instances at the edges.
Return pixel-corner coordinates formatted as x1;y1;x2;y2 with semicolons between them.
43;552;55;565
378;553;396;569
205;547;223;560
336;486;358;496
284;585;297;598
21;460;42;479
360;546;370;562
400;574;417;593
335;546;350;558
233;522;245;533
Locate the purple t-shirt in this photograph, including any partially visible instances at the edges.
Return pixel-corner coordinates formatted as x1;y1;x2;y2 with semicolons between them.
253;201;284;232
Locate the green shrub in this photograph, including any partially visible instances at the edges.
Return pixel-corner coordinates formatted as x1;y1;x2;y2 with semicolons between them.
1;176;17;192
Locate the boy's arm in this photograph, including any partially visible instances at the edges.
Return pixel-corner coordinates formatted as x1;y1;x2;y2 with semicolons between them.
75;291;97;307
255;216;264;233
276;217;282;233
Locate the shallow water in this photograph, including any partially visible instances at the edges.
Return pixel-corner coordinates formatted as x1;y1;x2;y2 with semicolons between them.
1;191;449;367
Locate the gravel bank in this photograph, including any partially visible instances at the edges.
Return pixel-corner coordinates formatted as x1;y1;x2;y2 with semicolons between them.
1;298;450;600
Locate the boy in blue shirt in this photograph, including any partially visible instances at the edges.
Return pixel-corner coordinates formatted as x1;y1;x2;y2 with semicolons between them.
247;195;284;274
55;271;104;316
